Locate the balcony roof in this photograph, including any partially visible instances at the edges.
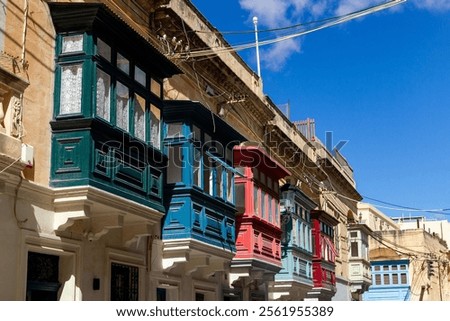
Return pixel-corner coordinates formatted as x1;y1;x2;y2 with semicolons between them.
233;144;291;179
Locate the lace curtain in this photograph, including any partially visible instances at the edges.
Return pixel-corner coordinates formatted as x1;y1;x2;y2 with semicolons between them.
60;64;82;114
96;68;111;121
116;82;129;131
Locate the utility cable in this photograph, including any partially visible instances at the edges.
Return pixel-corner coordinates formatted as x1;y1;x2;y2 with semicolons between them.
177;0;406;59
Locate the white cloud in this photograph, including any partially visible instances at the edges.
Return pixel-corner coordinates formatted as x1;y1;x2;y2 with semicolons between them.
261;38;301;71
411;0;450;11
335;0;383;16
238;0;450;72
239;0;290;27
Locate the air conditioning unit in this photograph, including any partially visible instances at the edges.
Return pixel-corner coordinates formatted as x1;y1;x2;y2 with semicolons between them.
21;143;34;168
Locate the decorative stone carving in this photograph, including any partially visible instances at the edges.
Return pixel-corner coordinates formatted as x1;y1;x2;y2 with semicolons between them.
0;53;29;138
10;95;23;138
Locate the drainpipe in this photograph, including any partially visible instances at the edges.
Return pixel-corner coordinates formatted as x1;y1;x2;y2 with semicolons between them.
21;0;29;68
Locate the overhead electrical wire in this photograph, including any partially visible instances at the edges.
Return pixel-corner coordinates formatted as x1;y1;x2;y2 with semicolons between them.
175;0;406;59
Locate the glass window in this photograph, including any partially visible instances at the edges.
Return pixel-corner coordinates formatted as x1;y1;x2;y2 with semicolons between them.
151;78;162;97
62;34;83;53
97;38;111;61
275;200;279;225
215;164;223;198
226;147;233;165
302;224;307;248
392;274;399;284
204;133;212;148
150;105;161;148
268;194;273;223
167;145;182;184
116;81;129;131
253;168;259;181
203;152;211;195
56;34;165;149
192;124;201;141
227;170;233;203
254;188;259;215
400;273;407;284
193;148;201;187
375;274;381;285
96;68;111;121
350;242;359;257
383;274;390;285
60;64;83;114
261;190;266;219
167;122;183;138
134;94;146;141
135;65;146;87
117;52;130;74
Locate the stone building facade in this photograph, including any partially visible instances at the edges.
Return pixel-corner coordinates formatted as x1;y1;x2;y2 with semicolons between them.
1;0;366;301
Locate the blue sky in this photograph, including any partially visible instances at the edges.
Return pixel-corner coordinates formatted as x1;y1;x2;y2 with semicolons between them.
190;0;450;220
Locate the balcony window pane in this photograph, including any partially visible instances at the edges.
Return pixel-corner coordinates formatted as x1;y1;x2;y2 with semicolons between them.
150;105;161;149
135;65;146;87
60;64;82;114
302;224;307;248
261;190;266;220
227;170;233;203
226;147;233;165
151;78;162;97
117;53;129;74
134;94;146;141
116;81;129;131
96;68;111;121
400;273;407;284
268;194;273;223
203;152;211;195
167;145;182;184
392;274;399;284
351;242;359;257
97;38;111;61
167;122;182;138
215;164;223;198
383;274;390;285
62;34;83;53
375;274;381;285
193;148;201;187
253;168;259;181
192;124;201;141
254;188;259;215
